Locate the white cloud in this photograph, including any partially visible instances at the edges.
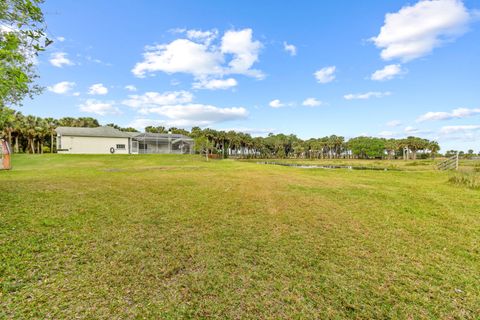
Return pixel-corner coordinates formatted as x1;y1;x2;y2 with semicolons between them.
386;120;402;127
283;42;297;56
416;107;480;122
404;126;432;135
85;56;111;66
221;28;264;79
269;99;285;108
129;104;248;128
79;99;121;116
56;36;65;42
344;91;391;100
371;0;474;62
125;85;137;92
440;125;480;134
49;52;74;67
186;29;218;45
47;81;76;94
72;92;80;97
132;39;223;78
132;28;263;80
88;83;109;95
193;78;237;90
122;91;194;109
302;98;322;107
370;64;403;81
314;66;336;83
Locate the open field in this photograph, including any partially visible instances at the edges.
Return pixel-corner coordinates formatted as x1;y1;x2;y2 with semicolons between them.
1;155;479;318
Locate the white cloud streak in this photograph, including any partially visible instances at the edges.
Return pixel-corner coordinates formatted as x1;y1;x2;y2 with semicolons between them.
371;64;403;81
193;78;237;90
302;98;322;107
440;125;480;134
417;107;480;122
344;91;391;100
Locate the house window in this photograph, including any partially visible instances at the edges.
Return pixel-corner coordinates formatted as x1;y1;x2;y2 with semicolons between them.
116;144;126;150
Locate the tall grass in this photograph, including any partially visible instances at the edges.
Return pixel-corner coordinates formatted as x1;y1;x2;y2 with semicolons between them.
449;172;480;189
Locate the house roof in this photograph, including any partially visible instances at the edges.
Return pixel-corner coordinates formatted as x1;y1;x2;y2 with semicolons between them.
133;132;193;140
55;127;194;141
55;126;133;138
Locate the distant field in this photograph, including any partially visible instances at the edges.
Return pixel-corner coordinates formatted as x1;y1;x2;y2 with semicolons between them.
1;154;479;318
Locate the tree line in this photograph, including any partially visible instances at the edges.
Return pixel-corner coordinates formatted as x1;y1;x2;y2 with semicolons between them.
188;128;442;160
0;108;446;159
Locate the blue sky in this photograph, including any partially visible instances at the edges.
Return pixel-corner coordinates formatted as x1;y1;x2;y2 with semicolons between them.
22;0;480;151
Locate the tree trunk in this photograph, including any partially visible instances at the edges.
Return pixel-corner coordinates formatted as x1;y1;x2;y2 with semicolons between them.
51;132;54;153
14;136;19;153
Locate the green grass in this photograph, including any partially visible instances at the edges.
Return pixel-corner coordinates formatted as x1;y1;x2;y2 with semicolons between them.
1;154;479;319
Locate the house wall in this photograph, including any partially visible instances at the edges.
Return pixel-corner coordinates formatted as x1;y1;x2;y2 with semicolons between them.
57;136;130;154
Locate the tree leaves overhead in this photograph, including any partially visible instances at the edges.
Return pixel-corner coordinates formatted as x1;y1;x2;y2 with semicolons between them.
1;0;49;108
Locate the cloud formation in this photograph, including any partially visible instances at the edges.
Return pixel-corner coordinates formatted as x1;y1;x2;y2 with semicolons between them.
125;85;137;92
193;78;237;90
123;90;247;128
132;28;263;89
49;52;74;67
417;107;480;122
371;64;403;81
371;0;474;61
47;81;76;94
88;83;109;95
283;42;297;56
314;66;336;83
386;120;402;127
440;125;480;134
302;98;322;107
344;91;391;100
129;104;248;128
123;91;194;109
269;99;284;108
79;99;120;116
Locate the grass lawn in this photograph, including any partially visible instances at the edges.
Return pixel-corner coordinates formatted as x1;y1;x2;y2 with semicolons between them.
1;154;479;318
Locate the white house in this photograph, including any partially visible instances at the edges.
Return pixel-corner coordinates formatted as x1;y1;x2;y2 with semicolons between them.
56;126;133;154
55;126;194;154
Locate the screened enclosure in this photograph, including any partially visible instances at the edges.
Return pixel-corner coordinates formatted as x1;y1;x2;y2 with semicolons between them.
132;133;194;154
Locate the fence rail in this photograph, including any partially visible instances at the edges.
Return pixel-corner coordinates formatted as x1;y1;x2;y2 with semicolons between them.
437;153;459;171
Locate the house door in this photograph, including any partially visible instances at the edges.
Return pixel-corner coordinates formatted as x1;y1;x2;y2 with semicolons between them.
131;140;139;154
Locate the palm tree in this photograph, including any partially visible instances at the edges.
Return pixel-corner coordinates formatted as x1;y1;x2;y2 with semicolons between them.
385;139;398;160
44;117;58;153
428;141;440;159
